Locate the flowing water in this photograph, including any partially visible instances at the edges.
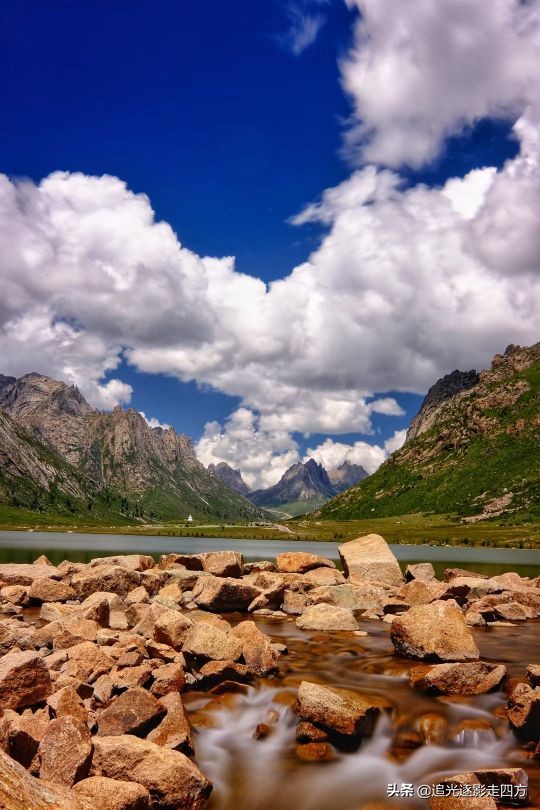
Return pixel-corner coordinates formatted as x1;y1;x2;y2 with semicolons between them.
1;531;539;808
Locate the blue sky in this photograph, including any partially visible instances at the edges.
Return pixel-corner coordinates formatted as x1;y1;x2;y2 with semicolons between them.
0;0;538;487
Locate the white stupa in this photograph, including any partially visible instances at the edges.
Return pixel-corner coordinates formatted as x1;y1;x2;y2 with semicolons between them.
187;514;193;523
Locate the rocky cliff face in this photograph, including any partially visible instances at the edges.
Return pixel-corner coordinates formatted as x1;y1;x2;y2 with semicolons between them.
0;373;265;523
208;462;251;496
321;342;540;522
328;461;368;493
249;459;336;508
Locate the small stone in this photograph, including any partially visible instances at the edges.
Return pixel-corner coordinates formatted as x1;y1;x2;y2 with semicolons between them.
72;776;151;810
147;692;193;754
405;563;435;582
527;665;540;688
296;604;359;632
295;742;335;761
96;687;165;736
409;662;506;696
296;721;328;742
295;681;381;737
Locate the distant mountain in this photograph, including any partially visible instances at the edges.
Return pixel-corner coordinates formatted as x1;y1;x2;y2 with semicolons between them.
320;342;540;523
248;458;337;516
208;462;251;496
328;460;368;493
0;372;266;524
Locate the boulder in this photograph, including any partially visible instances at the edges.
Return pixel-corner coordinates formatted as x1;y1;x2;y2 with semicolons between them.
88;555;155;572
2;707;50;770
282;591;308;615
409;662;506;695
0;621;36;655
507;683;540;741
91;734;212;809
303;568;346;586
192;576;260;612
0;563;62;586
39;716;93;787
493;602;528;622
72;776;150;809
63;642;113;684
0;650;52;710
153;610;192;649
53;618;101;649
182;623;243;662
197;660;251;688
338;534;404;587
390;601;480;662
296;604;359;632
147;692;194;754
71;565;142;600
405;563;435;582
198;551;244;578
397;579;447;605
527;664;540;687
28;578;76;603
47;685;88;724
97;687;165;736
150;662;186;697
230;621;279;676
276;552;335;574
430;773;497;809
295;681;381;737
0;747;88;810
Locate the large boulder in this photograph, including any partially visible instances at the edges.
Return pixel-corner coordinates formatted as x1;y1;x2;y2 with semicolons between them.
507;683;540;741
295;681;381;737
229;621;279;676
0;563;62;586
276;553;335;574
96;687;165;737
72;776;150;809
409;662;506;695
198;551;244;578
296;604;359;632
91;734;212;809
1;707;50;770
192;576;260;612
0;650;52;710
182;623;243;663
0;747;88;810
147;692;194;755
39;716;93;787
405;563;435;582
28;578;76;603
71;565;142;599
390;601;479;662
88;555;155;572
397;579;447;605
153;610;192;649
338;534;404;587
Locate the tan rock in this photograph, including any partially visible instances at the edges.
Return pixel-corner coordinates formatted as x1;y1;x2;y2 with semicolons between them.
303;567;346;586
0;650;52;710
230;621;279;676
47;686;88;724
77;592;117;625
338;534;404;587
28;578;76;603
398;579;447;605
282;590;308;615
405;562;435;582
508;683;540;741
149;662;186;697
182;623;243;662
198;551;244;578
295;681;381;737
147;692;193;754
527;664;540;687
71;565;142;600
72;776;150;810
91;734;212;809
494;602;528;621
197;660;251;688
444;568;488;582
296;604;359;632
39;716;93;787
430;772;496;809
53;618;101;649
153;610;192;649
125;586;150;606
276;552;335;574
92;673;114;704
0;563;62;586
1;585;29;606
89;555;155;572
409;662;506;695
192;576;260;612
110;663;153;691
0;747;88;810
97;687;165;736
390;601;479;662
63;642;113;684
3;707;50;770
0;621;36;655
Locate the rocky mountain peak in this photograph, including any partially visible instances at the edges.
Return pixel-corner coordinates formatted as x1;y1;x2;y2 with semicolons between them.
208;462;251;496
328;460;368;493
405;368;479;443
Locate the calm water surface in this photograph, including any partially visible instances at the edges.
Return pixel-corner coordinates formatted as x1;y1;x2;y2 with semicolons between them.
3;530;540;808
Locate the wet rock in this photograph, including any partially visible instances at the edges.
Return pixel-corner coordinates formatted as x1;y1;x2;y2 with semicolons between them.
296;721;328;742
295;681;381;737
294;742;335;761
72;776;150;809
153;610;192;649
28;578;76;603
147;692;193;754
192;576;260;612
196;660;251;688
527;665;540;687
89;555;155;572
91;734;212;809
97;687;165;736
282;590;308;615
417;713;448;745
276;553;335;574
39;716;93;787
0;650;52;710
150;662;186;697
71;565;142;600
507;683;540;741
230;620;279;676
253;722;271;740
430;773;497;809
405;563;435;582
409;662;506;695
494;602;528;622
338;534;404;587
0;747;88;809
296;604;359;632
390;601;479;662
0;563;62;586
182;622;243;663
472;768;528;806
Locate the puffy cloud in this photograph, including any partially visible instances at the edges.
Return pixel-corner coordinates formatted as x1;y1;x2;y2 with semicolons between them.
139;412;171;431
341;0;540;167
305;430;406;475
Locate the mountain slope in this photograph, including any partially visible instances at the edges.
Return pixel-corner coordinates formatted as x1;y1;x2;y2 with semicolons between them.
0;373;265;523
249;459;336;515
320;343;540;523
208;462;251;496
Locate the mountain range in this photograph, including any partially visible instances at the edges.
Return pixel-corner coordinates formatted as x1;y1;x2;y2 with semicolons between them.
321;342;540;523
0;373;265;524
210;458;368;517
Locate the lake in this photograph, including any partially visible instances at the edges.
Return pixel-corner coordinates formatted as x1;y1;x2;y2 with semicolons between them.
0;530;538;579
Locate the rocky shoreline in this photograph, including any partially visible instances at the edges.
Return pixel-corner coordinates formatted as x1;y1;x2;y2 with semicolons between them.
0;534;538;809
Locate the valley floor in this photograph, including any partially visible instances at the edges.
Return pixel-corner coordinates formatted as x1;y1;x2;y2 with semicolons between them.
0;505;538;548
